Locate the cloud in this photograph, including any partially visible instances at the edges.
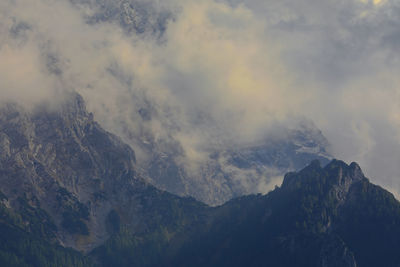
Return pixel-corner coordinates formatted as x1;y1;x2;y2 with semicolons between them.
0;42;54;106
0;0;399;198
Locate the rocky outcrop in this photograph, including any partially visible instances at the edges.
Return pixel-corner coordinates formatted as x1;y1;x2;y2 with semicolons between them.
79;0;173;35
282;159;364;201
0;93;169;252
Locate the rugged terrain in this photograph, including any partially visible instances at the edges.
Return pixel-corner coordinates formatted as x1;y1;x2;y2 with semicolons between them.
0;93;205;253
95;159;400;267
1;94;399;267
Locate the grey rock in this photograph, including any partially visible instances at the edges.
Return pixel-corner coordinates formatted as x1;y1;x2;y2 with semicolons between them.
0;133;11;160
0;92;166;252
71;0;172;36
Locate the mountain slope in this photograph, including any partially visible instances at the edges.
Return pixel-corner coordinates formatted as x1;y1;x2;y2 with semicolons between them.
1;94;399;267
96;160;400;267
180;159;400;267
0;200;93;267
0;93;206;254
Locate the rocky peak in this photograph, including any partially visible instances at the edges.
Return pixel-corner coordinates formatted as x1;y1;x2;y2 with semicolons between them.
282;159;365;192
0;92;140;251
325;160;364;182
324;160;365;202
58;92;92;121
280;159;322;190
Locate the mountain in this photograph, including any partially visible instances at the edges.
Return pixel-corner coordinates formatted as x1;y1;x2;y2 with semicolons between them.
0;93;206;256
1;94;399;267
141;120;331;206
96;159;400;267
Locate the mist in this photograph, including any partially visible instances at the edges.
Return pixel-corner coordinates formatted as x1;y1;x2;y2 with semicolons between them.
0;0;399;197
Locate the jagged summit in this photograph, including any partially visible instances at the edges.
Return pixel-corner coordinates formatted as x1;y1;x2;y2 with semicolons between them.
282;159;365;192
57;92;92;120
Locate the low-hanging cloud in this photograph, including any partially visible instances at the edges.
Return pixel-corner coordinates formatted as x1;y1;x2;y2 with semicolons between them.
0;0;399;197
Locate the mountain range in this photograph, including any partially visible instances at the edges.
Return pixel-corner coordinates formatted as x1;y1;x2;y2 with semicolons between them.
0;93;400;266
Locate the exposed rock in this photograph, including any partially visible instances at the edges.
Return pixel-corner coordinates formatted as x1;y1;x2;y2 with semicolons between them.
0;92;157;252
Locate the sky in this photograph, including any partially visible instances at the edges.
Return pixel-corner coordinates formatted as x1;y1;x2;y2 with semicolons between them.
0;0;399;197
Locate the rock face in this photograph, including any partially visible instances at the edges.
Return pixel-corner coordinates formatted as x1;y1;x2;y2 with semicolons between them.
0;93;131;251
72;0;173;35
2;93;400;267
281;160;364;200
0;93;204;252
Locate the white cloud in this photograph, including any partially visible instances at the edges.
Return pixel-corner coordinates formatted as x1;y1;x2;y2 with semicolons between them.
0;0;400;197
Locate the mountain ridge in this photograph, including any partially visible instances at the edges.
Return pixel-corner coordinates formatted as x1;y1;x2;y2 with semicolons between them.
155;159;399;267
1;94;400;266
0;93;206;253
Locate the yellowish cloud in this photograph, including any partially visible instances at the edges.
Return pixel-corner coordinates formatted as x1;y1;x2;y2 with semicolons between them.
0;43;58;108
358;0;387;5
